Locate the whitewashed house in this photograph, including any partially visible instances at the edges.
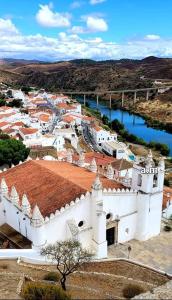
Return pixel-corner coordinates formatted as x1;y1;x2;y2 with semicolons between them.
19;127;40;142
90;125;117;146
0;151;164;260
101;140;133;160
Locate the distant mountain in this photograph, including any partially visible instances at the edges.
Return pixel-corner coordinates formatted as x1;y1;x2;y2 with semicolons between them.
0;56;172;91
0;58;44;65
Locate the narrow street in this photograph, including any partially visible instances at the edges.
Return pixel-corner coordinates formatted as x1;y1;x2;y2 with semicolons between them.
82;123;102;153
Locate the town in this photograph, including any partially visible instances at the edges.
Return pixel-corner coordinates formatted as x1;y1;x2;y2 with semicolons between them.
0;84;172;298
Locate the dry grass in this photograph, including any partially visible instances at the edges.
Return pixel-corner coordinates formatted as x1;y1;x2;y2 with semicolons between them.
0;259;170;299
135;99;172;124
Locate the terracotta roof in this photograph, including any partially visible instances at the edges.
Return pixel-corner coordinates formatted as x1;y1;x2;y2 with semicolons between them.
73;152;115;166
111;159;133;171
57;103;76;110
39;114;50;122
12;122;25;127
56;103;69;109
0;106;11;111
92;124;102;132
50;95;57;100
0;160;124;217
0;121;10;128
62;115;74;123
3;128;15;134
19;128;38;135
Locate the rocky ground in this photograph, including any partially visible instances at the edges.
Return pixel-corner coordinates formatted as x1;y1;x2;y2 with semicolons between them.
0;258;170;299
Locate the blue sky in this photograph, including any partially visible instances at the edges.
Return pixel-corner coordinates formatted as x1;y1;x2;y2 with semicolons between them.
0;0;172;60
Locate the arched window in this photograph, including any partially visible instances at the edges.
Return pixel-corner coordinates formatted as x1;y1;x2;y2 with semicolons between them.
137;174;142;187
78;221;84;227
106;213;112;220
153;174;158;187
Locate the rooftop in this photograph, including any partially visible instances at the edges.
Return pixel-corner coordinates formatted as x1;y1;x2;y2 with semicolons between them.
103;140;126;149
111;159;133;171
19;128;38;135
73;152;115;166
0;160;124;217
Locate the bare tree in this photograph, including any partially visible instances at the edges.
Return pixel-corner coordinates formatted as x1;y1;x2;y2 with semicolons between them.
41;240;93;291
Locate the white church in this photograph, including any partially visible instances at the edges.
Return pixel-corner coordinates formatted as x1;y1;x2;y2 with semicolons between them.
0;150;164;259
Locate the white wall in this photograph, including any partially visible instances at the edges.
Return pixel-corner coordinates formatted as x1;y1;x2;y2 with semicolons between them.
103;191;138;243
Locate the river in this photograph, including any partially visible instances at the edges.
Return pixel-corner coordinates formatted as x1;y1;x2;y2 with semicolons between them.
78;97;172;156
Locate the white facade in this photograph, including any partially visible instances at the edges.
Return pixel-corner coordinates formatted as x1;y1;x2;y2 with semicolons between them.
102;141;127;159
90;126;117;146
0;152;165;260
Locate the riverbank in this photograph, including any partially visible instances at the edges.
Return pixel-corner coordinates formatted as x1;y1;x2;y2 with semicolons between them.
82;105;170;157
122;98;172;134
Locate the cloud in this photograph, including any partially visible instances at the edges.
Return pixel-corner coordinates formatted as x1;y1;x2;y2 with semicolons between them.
90;0;106;4
86;16;108;32
70;1;85;9
145;34;161;41
36;4;71;27
69;15;108;34
0;18;19;36
0;18;172;61
70;26;85;34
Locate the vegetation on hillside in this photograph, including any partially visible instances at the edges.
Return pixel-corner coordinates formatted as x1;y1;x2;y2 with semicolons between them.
22;281;71;300
111;119;170;156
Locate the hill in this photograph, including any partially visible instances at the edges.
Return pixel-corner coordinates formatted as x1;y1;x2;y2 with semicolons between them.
1;56;172;91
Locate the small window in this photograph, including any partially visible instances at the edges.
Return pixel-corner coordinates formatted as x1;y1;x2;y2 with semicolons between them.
125;228;129;235
137;174;142;187
153;174;158;187
78;221;84;227
106;213;112;220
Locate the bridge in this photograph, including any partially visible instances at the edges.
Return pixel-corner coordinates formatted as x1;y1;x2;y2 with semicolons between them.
61;85;172;108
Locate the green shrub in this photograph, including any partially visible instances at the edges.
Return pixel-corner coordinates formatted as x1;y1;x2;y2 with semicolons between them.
123;284;145;299
43;272;60;282
0;264;8;269
164;225;172;232
22;281;71;300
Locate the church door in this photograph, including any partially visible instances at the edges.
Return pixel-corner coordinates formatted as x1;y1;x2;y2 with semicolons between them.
106;227;115;246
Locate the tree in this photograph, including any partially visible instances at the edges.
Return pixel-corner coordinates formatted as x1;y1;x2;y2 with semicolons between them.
0;137;30;167
111;119;125;132
8;98;23;108
0;99;6;106
21;86;32;94
41;240;93;291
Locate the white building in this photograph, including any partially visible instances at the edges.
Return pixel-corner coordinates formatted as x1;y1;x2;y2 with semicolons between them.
19;127;40;141
53;128;78;150
102;141;128;159
90;125;117;146
0;151;164;260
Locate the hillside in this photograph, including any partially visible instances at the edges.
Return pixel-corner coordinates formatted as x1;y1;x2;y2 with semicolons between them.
1;56;172;91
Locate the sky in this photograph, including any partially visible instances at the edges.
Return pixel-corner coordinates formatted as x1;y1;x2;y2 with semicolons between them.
0;0;172;61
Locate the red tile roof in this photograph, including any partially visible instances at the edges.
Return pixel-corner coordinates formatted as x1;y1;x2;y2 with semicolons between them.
0;121;10;128
62;115;75;123
19;128;38;135
73;152;115;166
92;124;102;132
0;160;124;217
39;114;50;122
12;122;25;127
